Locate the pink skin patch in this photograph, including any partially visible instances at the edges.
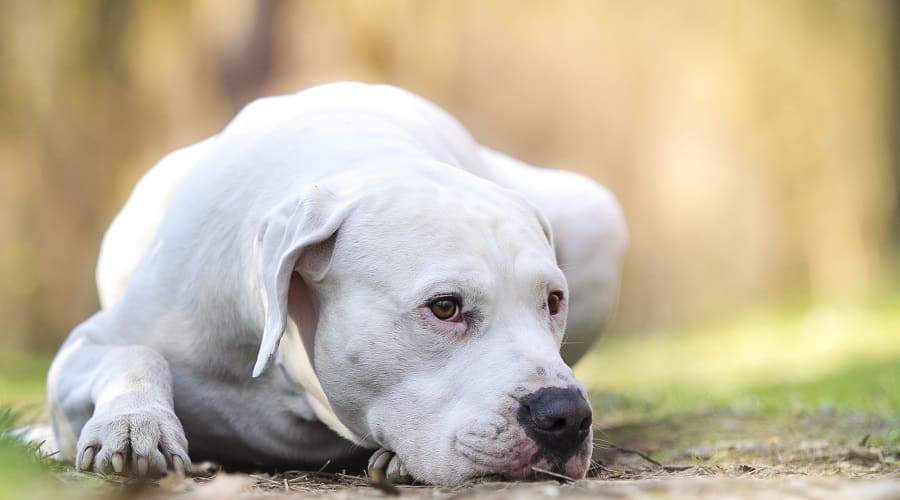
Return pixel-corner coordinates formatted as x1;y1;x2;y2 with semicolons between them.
418;302;467;336
503;439;541;478
513;436;592;479
563;444;593;478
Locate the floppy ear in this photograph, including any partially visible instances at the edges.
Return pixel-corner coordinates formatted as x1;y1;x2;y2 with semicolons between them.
252;185;355;377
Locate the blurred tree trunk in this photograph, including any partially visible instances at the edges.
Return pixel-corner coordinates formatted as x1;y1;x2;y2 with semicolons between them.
217;0;282;111
890;0;900;248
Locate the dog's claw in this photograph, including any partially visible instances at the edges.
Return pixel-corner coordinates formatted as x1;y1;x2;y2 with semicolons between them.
136;456;149;476
111;452;125;473
76;445;96;471
368;448;412;485
172;455;186;479
369;449;391;472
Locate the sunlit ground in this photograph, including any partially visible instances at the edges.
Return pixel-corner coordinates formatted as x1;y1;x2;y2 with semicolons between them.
576;294;900;423
0;294;898;498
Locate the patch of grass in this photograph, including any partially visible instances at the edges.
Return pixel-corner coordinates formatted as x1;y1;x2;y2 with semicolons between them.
590;358;900;425
0;408;59;500
734;359;900;417
577;296;900;421
0;357;89;499
0;352;51;416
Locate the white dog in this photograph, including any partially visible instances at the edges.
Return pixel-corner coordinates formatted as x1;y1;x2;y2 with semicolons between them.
47;82;626;484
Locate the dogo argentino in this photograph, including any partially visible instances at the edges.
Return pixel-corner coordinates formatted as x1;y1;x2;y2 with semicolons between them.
47;82;627;484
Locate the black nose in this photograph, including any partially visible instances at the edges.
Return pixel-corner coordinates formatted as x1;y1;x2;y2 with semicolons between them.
518;387;592;455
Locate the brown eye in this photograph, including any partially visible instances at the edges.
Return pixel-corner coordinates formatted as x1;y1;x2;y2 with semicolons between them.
429;298;461;321
548;291;563;315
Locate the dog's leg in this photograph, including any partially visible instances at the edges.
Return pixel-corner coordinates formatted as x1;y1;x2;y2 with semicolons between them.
48;318;190;477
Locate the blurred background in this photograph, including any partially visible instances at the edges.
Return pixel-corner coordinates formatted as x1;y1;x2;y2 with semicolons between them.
0;1;897;407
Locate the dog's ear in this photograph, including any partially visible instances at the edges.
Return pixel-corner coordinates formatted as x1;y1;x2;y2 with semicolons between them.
252;185;355;377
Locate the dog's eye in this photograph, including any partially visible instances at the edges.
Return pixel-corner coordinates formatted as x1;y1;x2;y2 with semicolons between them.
548;291;564;315
429;297;461;321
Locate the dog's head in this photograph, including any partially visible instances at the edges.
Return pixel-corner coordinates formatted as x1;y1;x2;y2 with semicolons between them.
254;163;593;484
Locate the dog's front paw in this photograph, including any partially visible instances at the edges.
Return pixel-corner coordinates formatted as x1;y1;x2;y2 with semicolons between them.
76;406;191;477
368;448;412;484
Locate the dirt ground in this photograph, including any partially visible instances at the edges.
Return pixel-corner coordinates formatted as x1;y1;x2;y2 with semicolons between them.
59;410;900;499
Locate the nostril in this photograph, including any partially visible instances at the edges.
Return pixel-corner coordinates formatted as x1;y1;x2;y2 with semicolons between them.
578;416;591;431
547;418;567;432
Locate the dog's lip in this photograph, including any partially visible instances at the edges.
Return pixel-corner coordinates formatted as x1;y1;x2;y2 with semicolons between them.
453;429;542;479
454;433;525;466
453;420;593;481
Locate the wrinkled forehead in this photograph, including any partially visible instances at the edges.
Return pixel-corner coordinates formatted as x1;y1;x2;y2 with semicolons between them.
336;170;555;277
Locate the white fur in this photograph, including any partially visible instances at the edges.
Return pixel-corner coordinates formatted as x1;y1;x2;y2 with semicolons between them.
48;82;626;484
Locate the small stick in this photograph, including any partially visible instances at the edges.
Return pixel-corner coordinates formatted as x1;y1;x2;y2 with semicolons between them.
604;443;664;467
597;442;693;472
531;467;574;483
